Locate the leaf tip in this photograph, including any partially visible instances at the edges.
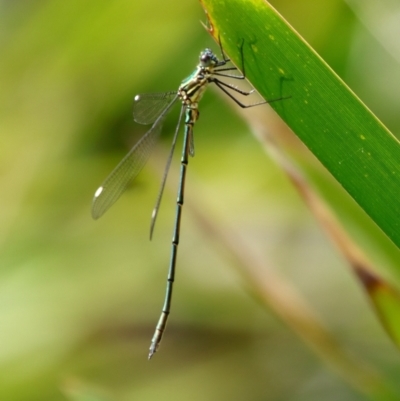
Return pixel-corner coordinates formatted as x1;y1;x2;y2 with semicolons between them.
198;0;218;40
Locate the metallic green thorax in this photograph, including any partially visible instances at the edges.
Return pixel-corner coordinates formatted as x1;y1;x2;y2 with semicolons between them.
178;48;219;114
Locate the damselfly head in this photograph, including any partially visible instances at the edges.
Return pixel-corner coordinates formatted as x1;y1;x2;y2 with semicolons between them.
199;48;218;68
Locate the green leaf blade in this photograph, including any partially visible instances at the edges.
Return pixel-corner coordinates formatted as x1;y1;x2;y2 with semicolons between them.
200;0;400;248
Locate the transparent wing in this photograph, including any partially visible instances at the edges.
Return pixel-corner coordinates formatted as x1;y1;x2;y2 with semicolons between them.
133;91;178;125
92;94;179;219
149;105;185;239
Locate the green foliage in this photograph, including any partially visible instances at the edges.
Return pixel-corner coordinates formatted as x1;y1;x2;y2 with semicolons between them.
201;0;400;249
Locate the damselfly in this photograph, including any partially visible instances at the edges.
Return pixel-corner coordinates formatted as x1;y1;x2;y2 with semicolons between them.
92;39;287;359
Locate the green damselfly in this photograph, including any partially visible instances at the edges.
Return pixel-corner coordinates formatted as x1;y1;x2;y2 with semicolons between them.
92;40;287;359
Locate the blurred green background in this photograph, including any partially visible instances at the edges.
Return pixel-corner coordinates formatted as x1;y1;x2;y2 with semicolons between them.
1;0;400;400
